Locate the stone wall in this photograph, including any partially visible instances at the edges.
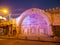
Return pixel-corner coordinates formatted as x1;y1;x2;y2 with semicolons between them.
45;7;60;37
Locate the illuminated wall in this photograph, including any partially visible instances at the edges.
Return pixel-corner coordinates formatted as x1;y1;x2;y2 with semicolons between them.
16;8;52;36
45;7;60;25
21;14;48;36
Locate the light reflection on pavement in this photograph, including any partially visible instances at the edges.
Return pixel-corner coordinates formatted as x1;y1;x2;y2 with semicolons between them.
0;38;60;45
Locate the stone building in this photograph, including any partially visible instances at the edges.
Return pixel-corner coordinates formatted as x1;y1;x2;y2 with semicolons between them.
16;7;60;38
45;7;60;37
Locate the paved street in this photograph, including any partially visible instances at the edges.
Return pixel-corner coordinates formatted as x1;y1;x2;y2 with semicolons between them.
0;38;60;45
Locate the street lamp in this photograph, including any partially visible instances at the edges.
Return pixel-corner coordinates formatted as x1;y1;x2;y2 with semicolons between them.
2;9;9;14
3;9;8;14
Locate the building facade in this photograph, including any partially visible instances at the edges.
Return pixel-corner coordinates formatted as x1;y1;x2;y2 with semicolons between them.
16;7;60;38
0;7;60;39
45;7;60;37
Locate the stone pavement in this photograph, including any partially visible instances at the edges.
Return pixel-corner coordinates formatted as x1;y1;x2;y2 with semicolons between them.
0;38;60;45
0;35;60;43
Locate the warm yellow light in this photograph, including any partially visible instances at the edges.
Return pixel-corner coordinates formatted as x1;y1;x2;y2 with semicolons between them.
1;8;9;14
0;16;2;19
2;9;8;14
3;10;7;13
0;16;6;20
3;17;6;20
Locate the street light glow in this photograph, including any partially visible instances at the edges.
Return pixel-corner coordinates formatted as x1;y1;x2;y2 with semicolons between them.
0;16;2;19
2;9;8;14
3;17;6;20
3;9;7;13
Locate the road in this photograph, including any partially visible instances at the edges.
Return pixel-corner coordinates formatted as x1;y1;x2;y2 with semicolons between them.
0;38;60;45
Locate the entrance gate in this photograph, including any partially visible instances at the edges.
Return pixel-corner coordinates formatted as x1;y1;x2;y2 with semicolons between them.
16;8;52;37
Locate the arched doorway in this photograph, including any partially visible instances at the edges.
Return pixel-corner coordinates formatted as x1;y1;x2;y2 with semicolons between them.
16;8;52;37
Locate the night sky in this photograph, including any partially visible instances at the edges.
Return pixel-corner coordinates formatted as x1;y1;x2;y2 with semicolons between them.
0;0;60;18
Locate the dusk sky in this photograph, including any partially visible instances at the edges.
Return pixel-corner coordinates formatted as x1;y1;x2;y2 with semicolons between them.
0;0;60;18
0;0;60;9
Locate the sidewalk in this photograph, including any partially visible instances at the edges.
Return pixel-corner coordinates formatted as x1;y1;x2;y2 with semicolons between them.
0;35;17;39
0;35;60;42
